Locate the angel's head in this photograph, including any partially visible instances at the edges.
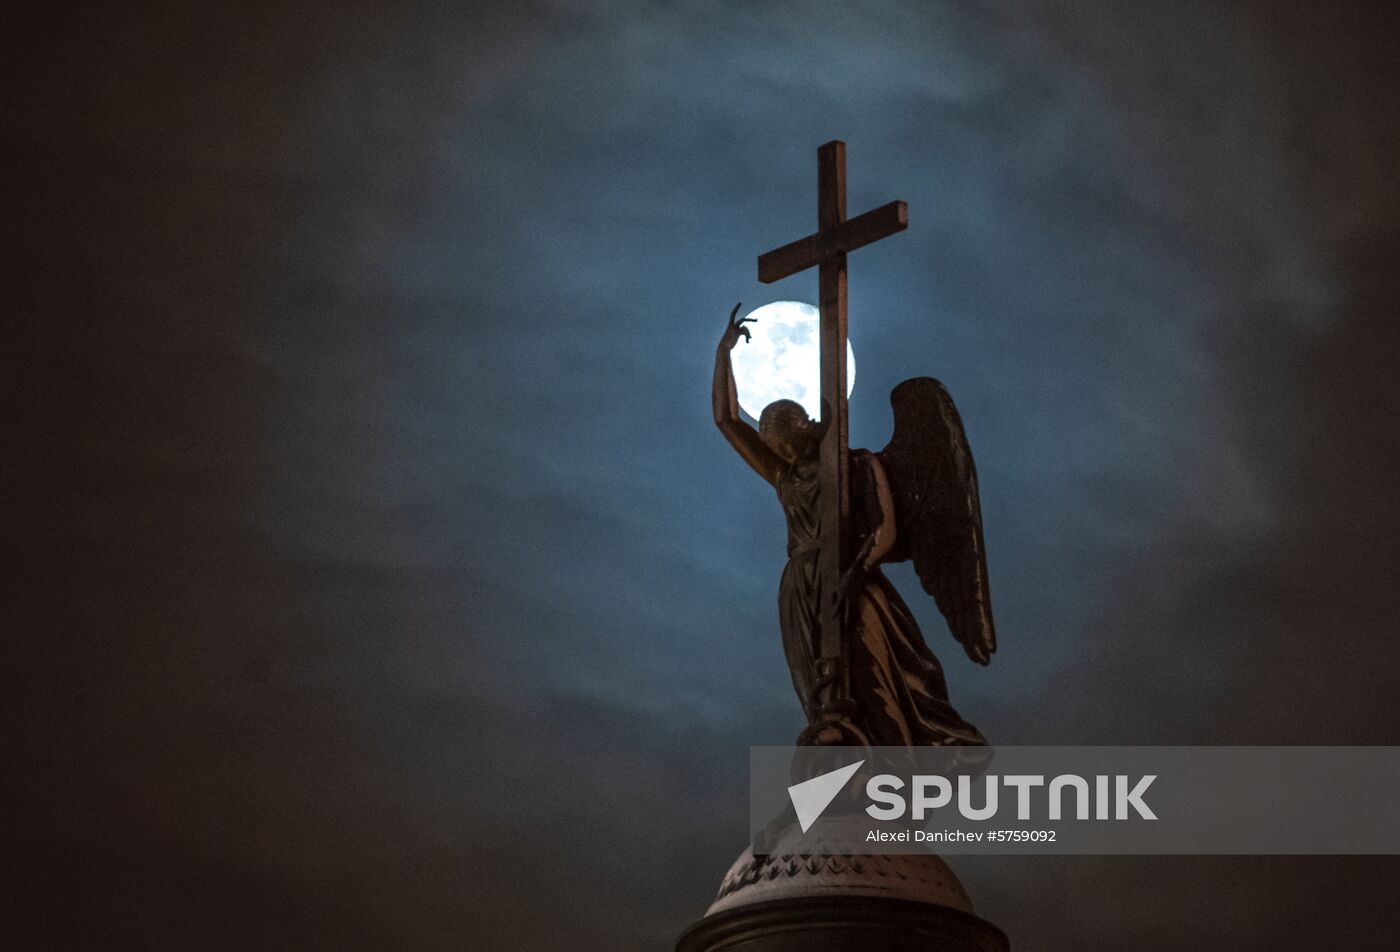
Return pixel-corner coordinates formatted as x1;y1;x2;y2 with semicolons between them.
759;399;824;463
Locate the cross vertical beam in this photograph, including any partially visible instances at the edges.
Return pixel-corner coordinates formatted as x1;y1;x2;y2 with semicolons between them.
816;141;849;713
756;141;908;728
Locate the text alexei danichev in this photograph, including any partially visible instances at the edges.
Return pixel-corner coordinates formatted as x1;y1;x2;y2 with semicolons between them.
866;829;1058;843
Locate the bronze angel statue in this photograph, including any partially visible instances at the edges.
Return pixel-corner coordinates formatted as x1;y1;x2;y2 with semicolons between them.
713;304;995;748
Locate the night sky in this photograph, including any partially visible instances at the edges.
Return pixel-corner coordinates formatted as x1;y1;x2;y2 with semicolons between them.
10;1;1400;949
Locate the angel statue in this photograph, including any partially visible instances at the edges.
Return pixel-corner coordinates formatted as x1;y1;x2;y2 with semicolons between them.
712;303;996;749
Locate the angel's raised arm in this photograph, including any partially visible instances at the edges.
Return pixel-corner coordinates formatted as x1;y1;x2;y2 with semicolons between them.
713;304;782;485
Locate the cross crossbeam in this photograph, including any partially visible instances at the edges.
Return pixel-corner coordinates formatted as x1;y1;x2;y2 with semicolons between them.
757;200;907;284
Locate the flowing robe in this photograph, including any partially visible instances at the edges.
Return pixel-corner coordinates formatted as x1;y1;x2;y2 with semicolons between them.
775;453;986;747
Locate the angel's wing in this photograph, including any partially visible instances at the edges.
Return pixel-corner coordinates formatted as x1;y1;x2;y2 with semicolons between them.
874;377;996;665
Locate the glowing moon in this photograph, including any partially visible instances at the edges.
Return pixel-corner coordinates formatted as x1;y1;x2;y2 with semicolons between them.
731;300;855;422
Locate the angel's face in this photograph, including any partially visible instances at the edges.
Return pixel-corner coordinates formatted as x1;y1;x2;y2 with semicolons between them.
759;400;821;463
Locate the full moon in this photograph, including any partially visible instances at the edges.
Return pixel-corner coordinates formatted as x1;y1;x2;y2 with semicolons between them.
731;300;855;422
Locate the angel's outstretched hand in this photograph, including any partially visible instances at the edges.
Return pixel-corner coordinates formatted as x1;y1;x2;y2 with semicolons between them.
719;302;755;351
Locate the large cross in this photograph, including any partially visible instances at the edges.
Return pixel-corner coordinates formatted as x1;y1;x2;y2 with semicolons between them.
757;140;907;724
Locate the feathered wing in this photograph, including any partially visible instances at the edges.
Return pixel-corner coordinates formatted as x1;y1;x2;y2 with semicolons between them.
874;377;997;664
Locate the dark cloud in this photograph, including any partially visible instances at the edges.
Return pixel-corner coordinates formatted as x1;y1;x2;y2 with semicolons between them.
8;1;1400;949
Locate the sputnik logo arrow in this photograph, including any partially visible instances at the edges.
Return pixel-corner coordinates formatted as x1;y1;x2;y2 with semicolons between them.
787;759;865;833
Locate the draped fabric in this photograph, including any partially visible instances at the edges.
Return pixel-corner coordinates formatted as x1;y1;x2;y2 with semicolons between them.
775;457;986;747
